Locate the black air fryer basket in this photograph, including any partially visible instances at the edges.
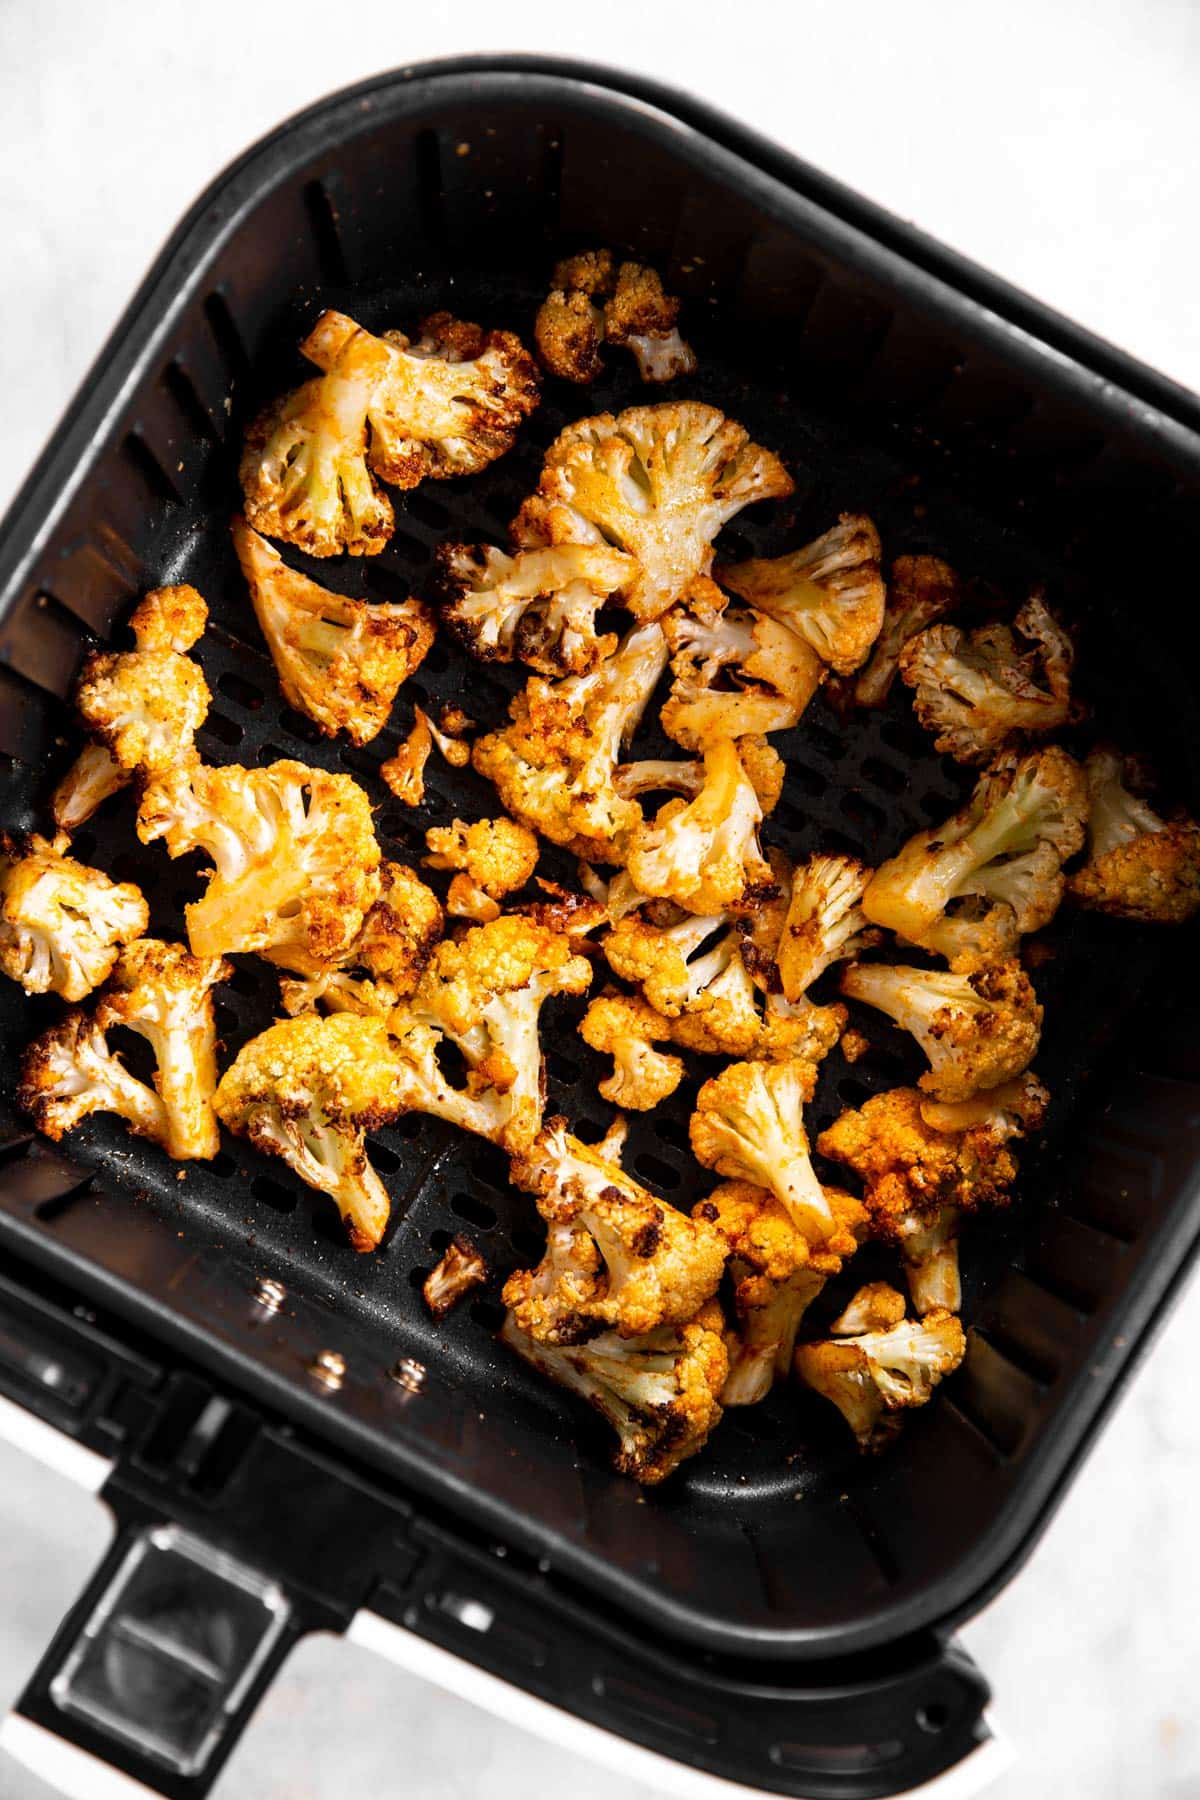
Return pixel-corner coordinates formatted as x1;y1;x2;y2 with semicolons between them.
1;57;1199;1800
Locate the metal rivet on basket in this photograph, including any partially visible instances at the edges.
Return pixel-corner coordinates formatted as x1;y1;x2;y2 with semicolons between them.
308;1350;346;1391
389;1357;426;1394
253;1276;287;1314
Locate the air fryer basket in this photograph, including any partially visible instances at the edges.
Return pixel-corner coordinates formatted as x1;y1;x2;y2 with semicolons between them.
2;56;1200;1800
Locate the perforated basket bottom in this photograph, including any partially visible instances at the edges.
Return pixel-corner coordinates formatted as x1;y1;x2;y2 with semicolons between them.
0;269;1173;1506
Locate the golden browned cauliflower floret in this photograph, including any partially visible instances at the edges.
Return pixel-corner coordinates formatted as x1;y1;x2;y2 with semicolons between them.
601;906;844;1064
535;250;697;386
899;594;1077;765
660;580;826;749
232;519;433;745
19;936;228;1159
841;959;1042;1103
694;1182;864;1405
720;514;885;677
19;1009;168;1148
240;322;394;558
777;853;875;1002
0;831;147;1002
795;1285;965;1452
690;1059;861;1253
423;816;540;925
380;710;434;806
624;738;778;915
278;860;445;1015
385;915;592;1153
513;403;793;622
53;585;212;830
850;554;961;709
137;755;380;968
302;308;539;489
578;992;685;1109
862;746;1087;956
472;620;668;859
615;731;783;817
500;1298;727;1485
423;1235;489;1317
95;938;230;1160
214;1014;401;1252
51;744;128;835
1068;746;1200;923
818;1077;1048;1312
506;1117;726;1343
435;541;634;677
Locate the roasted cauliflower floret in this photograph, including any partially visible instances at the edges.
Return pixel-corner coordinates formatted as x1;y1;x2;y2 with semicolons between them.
19;1010;167;1147
534;250;696;386
387;915;592;1153
302;308;538;488
1068;746;1200;922
602;906;843;1063
472;620;668;858
137;756;380;968
0;831;147;1001
720;514;885;676
694;1182;862;1405
96;938;230;1160
51;744;128;834
850;554;961;709
624;738;778;915
279;860;445;1014
578;992;685;1109
604;907;739;1016
513;403;793;622
232;519;433;744
777;854;874;1002
795;1286;965;1451
423;1235;489;1317
818;1078;1047;1312
660;584;825;748
841;959;1042;1103
380;710;433;806
53;585;212;829
690;1059;863;1251
240;322;394;557
75;583;211;775
214;1014;401;1251
423;816;539;927
900;594;1077;764
435;542;634;677
506;1118;726;1342
862;746;1087;949
500;1301;727;1485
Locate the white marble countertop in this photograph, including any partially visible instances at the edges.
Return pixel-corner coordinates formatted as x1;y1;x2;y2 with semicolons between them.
1;2;1198;1795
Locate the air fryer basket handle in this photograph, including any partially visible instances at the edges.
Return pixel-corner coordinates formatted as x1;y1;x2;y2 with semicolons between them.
350;1605;1013;1800
1;1503;324;1800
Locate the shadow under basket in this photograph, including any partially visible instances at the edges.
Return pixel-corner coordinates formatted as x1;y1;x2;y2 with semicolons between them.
1;56;1199;1800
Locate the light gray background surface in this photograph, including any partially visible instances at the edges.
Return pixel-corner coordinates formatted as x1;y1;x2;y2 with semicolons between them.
1;2;1198;1794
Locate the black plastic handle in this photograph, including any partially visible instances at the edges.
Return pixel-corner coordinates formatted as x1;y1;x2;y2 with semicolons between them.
8;1500;326;1799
